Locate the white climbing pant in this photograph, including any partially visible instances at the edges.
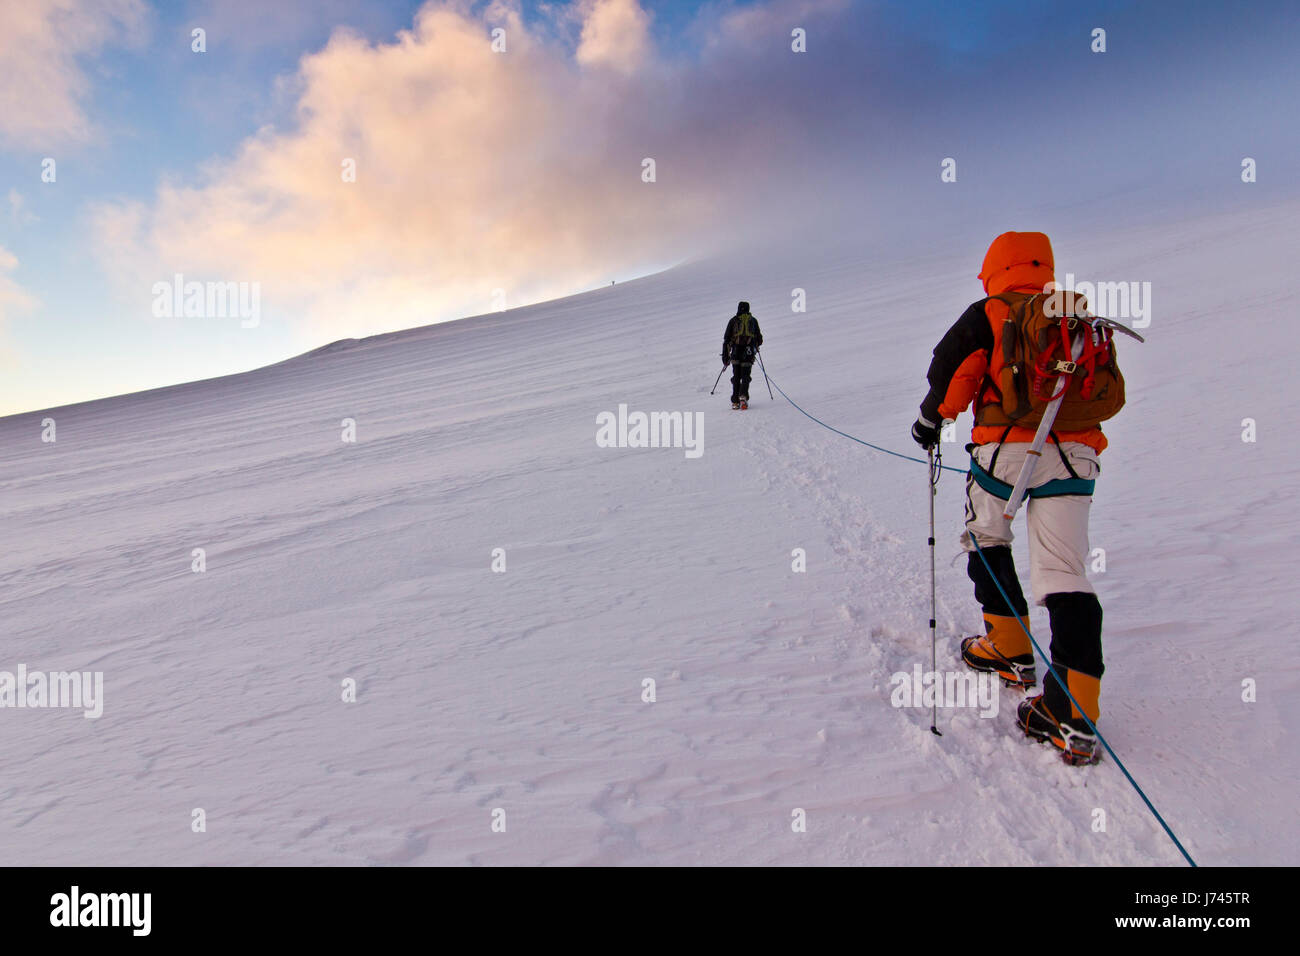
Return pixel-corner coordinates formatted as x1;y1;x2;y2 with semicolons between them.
961;440;1100;605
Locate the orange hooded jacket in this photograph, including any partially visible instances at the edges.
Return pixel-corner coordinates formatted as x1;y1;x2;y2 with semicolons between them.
922;232;1108;454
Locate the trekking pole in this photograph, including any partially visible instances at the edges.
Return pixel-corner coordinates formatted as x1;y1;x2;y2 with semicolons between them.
756;349;774;400
709;365;726;395
927;446;942;737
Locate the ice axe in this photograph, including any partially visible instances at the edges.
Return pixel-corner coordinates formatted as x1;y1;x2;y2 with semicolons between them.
1002;312;1144;521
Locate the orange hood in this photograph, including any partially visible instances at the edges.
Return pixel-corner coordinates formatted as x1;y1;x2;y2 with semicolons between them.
979;231;1055;296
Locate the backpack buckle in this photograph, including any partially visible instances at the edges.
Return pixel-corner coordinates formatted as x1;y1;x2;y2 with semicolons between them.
1051;360;1078;374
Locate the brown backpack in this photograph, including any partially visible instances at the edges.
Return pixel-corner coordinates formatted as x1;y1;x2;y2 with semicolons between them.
978;290;1126;432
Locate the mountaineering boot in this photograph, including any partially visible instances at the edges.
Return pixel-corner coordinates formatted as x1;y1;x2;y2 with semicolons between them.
960;612;1036;687
740;400;748;410
1018;669;1102;765
732;401;741;410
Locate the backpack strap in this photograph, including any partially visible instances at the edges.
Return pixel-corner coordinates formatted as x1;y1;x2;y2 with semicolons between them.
977;293;1035;425
986;424;1015;476
1049;430;1082;480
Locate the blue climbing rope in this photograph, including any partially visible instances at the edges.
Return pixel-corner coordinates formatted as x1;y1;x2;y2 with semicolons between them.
763;368;1198;868
765;374;967;473
967;537;1197;867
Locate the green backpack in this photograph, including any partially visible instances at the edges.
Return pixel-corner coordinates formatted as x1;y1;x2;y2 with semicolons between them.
731;313;756;347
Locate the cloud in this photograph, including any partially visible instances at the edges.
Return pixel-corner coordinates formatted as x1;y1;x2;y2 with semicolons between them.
90;0;871;341
0;0;147;149
0;246;37;369
0;245;31;297
7;189;38;226
575;0;653;74
695;0;847;53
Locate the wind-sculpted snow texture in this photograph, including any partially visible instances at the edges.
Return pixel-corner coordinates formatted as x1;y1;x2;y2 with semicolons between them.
2;201;1295;865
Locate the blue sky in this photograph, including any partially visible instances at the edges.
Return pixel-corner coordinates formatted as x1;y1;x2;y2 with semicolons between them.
1;0;1297;415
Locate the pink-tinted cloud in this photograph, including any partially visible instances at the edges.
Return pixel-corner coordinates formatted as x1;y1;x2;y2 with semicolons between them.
0;0;146;149
92;0;855;341
575;0;653;74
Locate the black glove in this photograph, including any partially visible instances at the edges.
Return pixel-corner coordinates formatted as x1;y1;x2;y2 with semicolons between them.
911;414;941;451
721;352;730;367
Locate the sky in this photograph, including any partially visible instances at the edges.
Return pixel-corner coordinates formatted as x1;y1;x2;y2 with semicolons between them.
1;0;1297;415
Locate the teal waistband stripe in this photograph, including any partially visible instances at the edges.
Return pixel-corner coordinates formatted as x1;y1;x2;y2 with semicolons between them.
968;457;1095;501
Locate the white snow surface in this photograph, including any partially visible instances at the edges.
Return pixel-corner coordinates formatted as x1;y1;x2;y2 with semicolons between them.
2;201;1297;866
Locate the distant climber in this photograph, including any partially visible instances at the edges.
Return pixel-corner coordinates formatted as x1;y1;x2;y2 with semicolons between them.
721;301;763;410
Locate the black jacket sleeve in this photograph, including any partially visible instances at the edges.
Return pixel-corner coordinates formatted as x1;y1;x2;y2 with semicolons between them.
751;318;763;348
722;317;735;355
919;299;993;424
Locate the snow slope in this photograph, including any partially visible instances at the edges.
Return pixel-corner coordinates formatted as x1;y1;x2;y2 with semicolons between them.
2;200;1296;865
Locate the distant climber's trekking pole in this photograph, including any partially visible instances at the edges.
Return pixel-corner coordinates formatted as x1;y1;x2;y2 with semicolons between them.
756;350;774;400
927;446;942;737
710;365;726;395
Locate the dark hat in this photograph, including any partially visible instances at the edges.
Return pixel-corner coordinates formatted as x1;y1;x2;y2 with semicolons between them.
737;300;750;313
